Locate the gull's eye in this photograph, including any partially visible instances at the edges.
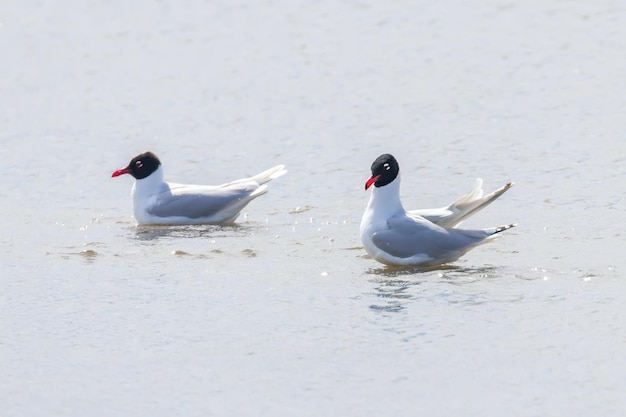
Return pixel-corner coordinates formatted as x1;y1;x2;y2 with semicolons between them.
383;163;390;171
136;160;143;168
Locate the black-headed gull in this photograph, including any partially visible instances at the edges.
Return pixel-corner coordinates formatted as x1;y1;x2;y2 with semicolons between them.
360;153;515;267
112;151;286;225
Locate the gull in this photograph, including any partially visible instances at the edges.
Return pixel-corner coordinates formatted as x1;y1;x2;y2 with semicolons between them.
360;153;515;266
112;151;286;225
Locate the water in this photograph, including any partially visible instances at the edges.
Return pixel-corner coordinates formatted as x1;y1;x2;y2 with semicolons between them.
2;1;626;416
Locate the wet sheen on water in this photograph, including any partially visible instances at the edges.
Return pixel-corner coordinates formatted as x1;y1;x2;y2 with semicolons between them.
1;1;626;416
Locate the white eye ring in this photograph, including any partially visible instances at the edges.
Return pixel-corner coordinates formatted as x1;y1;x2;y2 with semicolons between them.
383;163;390;170
136;161;143;168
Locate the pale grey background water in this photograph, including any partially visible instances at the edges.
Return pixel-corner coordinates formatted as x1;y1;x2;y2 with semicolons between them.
2;0;626;416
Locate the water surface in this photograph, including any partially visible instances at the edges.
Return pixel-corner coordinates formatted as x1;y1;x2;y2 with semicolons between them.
2;1;626;416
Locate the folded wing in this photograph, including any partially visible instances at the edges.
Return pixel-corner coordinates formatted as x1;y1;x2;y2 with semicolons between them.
371;214;491;260
148;182;265;220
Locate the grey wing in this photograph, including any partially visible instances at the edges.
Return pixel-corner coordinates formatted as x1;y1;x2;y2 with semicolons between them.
149;187;253;219
371;215;490;259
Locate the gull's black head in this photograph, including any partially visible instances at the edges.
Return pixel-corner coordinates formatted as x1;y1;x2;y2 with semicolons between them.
365;153;400;190
112;151;162;180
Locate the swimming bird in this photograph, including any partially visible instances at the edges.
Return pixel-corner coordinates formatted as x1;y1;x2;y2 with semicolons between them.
360;153;515;266
112;151;286;225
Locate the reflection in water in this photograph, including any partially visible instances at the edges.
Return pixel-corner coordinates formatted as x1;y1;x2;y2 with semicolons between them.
438;265;501;283
367;263;460;277
57;249;100;264
130;223;250;241
368;278;423;313
366;265;503;313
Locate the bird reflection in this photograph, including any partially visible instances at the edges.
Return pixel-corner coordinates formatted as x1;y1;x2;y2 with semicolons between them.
368;278;421;313
366;265;501;313
367;263;460;277
130;223;249;241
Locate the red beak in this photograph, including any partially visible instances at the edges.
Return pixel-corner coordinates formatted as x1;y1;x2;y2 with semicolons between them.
111;168;131;178
365;174;380;190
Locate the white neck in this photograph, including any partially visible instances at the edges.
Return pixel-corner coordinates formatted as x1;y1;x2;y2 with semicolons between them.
365;172;405;219
131;165;166;199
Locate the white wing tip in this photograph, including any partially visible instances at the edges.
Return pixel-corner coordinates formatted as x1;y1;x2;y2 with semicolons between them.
268;165;287;180
253;164;287;183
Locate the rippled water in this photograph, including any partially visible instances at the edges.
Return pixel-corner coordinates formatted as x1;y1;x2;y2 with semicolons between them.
2;1;626;416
